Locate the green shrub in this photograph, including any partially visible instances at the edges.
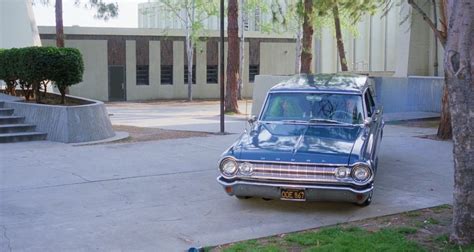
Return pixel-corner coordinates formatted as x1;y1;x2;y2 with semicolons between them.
49;48;84;104
0;48;22;96
0;46;84;104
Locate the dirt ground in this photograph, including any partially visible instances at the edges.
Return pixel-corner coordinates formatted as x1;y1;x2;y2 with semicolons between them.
112;125;210;143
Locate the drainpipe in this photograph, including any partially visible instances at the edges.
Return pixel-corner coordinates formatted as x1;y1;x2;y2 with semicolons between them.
432;0;438;76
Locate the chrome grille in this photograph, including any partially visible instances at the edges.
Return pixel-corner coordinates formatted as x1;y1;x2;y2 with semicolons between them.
246;162;339;182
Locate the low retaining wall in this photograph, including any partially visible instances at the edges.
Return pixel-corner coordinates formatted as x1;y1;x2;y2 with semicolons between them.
4;95;115;143
252;75;444;116
373;76;443;113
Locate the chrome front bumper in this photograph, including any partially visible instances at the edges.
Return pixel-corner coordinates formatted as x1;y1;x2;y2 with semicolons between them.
217;176;373;204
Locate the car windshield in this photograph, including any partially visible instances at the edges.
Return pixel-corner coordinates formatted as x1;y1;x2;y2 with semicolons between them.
261;92;364;124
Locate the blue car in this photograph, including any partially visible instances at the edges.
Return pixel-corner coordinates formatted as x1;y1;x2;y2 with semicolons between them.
217;74;384;206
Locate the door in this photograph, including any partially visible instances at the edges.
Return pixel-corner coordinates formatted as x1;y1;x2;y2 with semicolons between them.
109;66;126;101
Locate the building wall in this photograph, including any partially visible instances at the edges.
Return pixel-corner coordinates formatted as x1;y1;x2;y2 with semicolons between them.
39;27;295;101
0;0;41;49
43;39;109;101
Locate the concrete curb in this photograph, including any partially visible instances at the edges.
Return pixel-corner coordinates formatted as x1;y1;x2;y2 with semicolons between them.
71;131;130;146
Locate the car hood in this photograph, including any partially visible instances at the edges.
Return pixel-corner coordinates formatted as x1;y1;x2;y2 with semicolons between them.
235;122;364;165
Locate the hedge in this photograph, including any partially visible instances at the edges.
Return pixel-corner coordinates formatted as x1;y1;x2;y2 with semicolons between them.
0;46;84;104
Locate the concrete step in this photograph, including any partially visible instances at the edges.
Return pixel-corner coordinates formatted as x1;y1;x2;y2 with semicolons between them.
0;108;14;116
0;116;24;125
0;132;47;143
0;124;36;134
0;101;4;108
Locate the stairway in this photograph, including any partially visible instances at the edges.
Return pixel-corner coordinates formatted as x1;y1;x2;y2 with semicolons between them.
0;102;47;143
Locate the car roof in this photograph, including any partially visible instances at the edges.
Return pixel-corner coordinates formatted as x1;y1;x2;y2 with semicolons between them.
269;74;369;94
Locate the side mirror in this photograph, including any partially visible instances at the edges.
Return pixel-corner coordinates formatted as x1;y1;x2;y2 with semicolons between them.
248;115;257;125
364;117;373;126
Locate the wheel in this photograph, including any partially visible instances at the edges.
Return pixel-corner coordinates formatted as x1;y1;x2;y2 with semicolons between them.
355;190;373;207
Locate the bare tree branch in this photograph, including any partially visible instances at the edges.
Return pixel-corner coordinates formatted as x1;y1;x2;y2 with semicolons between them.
407;0;446;47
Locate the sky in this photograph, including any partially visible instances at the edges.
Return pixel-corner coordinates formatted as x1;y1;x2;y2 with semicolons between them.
32;0;146;28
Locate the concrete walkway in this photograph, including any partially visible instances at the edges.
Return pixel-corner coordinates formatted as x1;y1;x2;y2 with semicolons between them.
105;100;440;134
0;124;453;251
106;100;253;134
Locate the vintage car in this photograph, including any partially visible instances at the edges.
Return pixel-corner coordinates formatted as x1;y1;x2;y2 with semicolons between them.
217;74;384;206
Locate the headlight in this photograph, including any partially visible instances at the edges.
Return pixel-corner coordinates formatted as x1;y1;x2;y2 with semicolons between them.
335;167;351;178
351;164;372;182
220;158;238;177
239;162;254;175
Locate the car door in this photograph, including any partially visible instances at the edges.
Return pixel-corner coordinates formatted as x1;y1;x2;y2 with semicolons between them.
364;88;383;170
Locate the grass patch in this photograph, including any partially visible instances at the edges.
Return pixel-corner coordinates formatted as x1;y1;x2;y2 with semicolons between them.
285;227;424;252
222;227;424;252
222;240;283;252
391;226;418;235
211;205;474;252
432;204;451;213
405;211;422;218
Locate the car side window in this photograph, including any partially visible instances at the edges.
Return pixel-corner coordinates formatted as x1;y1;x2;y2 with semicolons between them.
364;91;374;117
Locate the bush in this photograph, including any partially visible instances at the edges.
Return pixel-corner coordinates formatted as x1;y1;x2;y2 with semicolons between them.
49;48;84;104
0;48;22;96
0;46;84;104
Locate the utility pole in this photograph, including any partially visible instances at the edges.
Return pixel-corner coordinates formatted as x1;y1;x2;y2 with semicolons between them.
220;0;225;133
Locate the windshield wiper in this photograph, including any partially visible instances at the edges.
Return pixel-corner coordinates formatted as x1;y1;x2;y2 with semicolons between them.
308;118;348;125
281;120;308;124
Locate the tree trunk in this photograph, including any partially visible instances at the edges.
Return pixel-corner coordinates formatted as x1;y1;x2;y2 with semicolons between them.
444;0;474;245
333;2;348;72
300;0;313;74
238;0;244;100
295;26;303;74
225;0;240;113
58;86;66;104
34;82;41;103
437;80;452;139
408;0;452;140
55;0;65;48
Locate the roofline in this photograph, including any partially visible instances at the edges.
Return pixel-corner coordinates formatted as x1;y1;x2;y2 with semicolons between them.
37;26;295;39
269;74;369;93
268;89;363;95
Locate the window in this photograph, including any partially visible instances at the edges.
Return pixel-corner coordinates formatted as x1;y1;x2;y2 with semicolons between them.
249;64;259;82
261;93;364;125
161;65;173;85
184;65;196;84
207;65;218;84
364;90;375;117
136;65;149;85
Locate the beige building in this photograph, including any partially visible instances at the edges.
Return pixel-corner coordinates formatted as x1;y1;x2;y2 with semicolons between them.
36;1;442;102
39;27;301;101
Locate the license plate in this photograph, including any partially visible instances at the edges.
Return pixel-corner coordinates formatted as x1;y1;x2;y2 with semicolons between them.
280;188;306;201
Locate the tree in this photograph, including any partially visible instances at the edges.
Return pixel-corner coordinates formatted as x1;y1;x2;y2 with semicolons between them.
300;0;314;73
36;0;119;47
51;48;85;104
330;0;379;72
225;0;240;113
443;0;473;245
271;0;305;74
407;0;451;140
157;0;218;101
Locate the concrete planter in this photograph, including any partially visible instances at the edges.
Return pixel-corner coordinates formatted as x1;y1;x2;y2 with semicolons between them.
3;95;115;143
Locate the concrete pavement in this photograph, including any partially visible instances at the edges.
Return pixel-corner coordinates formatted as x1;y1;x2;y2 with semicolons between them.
0;124;453;251
106;100;254;134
